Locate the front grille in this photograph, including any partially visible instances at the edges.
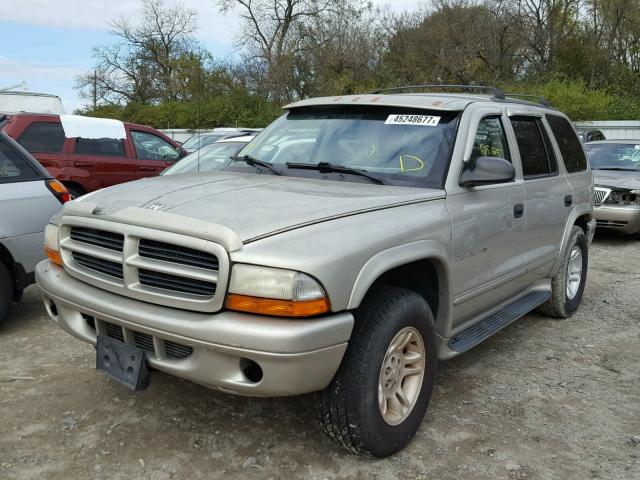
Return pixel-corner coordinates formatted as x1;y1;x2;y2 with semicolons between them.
139;239;218;270
72;252;123;279
70;227;124;252
594;188;611;206
165;340;193;359
139;269;216;296
97;319;192;360
60;220;227;312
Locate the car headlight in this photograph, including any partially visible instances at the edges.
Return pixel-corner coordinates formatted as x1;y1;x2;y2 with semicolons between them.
44;223;62;266
226;264;330;317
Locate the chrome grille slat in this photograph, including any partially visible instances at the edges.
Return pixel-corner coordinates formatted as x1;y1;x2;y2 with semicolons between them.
139;239;218;270
138;269;216;296
72;252;124;279
70;227;124;251
594;187;611;206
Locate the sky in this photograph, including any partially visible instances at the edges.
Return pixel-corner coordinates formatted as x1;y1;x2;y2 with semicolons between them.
0;0;424;113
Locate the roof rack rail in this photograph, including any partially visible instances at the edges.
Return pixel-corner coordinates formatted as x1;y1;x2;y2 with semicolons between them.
370;84;506;99
504;93;551;107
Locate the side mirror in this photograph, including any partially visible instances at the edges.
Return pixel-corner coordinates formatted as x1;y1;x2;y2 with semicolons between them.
459;156;515;188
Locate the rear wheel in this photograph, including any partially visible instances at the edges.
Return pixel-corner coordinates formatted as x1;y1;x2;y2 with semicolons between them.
318;287;437;457
539;226;588;318
65;184;85;199
0;262;13;327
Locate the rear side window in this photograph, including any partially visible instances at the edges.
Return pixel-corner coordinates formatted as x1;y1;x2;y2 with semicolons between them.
510;116;557;178
0;138;40;183
18;122;65;153
546;115;588;172
75;137;126;157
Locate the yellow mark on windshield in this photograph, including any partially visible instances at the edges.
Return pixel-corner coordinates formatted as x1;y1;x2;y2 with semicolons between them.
400;155;425;172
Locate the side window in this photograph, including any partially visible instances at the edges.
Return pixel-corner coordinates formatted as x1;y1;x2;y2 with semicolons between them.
471;116;511;163
75;137;126;157
0;138;40;184
510;116;557;178
546;115;588;173
131;131;179;161
18;122;65;153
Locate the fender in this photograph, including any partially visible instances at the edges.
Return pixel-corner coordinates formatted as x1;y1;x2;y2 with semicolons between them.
347;239;452;336
551;205;593;276
58;166;100;192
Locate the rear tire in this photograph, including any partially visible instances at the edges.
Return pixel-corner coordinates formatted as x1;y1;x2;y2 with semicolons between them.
318;287;438;457
538;226;588;318
65;184;85;199
0;262;13;327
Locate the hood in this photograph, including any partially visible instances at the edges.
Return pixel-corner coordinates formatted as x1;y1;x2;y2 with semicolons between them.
593;170;640;190
75;172;444;242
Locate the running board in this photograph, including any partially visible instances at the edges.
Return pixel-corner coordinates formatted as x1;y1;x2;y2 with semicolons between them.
448;291;551;353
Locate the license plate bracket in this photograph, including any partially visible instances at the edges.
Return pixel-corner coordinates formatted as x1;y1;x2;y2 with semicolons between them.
96;335;150;391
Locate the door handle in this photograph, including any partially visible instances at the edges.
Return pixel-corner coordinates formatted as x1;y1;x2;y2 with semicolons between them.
564;195;573;207
513;203;524;218
74;161;93;167
138;166;156;171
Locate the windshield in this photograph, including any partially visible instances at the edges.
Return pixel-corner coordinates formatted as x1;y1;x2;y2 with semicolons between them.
162;142;246;175
228;106;460;188
585;143;640;171
182;134;226;151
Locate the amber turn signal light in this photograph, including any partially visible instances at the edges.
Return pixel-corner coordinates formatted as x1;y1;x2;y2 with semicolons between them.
45;179;71;204
45;246;63;266
226;294;330;317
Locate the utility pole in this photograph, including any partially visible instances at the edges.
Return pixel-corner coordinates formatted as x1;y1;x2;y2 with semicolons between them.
93;70;98;109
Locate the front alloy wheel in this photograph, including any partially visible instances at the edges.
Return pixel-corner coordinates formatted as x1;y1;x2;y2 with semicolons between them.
319;287;437;457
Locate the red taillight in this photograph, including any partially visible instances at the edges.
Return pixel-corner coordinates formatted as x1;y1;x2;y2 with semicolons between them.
45;179;71;204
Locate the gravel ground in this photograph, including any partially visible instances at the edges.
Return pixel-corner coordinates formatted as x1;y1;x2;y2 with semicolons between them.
0;231;639;480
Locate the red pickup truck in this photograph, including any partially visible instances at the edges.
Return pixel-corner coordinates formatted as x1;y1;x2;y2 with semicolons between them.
0;113;186;197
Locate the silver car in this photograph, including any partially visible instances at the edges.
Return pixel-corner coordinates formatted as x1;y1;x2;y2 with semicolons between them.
36;87;594;456
0;132;67;325
585;140;640;235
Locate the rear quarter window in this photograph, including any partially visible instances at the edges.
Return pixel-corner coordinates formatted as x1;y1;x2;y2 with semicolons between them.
0;138;41;184
546;115;587;173
18;122;65;153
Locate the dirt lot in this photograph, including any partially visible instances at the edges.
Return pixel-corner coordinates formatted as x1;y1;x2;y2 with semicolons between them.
1;231;639;480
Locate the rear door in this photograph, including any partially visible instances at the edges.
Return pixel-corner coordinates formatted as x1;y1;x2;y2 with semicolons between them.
130;129;181;178
508;114;573;278
70;136;136;190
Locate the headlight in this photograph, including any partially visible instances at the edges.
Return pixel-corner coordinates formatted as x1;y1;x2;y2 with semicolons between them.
44;223;63;266
226;264;330;317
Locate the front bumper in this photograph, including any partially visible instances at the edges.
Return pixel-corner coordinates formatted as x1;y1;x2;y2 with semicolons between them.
36;261;353;397
594;205;640;235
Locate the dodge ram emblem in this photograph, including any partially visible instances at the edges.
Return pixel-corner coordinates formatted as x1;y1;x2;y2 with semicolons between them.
146;203;166;211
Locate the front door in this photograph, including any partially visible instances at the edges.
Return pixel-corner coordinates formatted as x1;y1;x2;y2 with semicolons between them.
446;114;527;329
130;130;180;178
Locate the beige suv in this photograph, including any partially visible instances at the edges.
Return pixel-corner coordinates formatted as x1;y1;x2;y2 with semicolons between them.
37;86;595;456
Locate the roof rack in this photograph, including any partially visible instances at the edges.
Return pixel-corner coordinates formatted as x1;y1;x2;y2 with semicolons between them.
370;84;506;99
504;93;551;107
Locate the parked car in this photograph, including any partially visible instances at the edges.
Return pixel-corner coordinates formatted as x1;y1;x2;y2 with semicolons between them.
162;135;254;175
0;132;68;326
584;140;640;235
181;129;260;153
0;113;187;197
577;128;606;143
37;86;594;457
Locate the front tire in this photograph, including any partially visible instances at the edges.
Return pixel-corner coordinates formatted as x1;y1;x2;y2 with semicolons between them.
0;262;13;327
539;226;588;318
318;287;438;457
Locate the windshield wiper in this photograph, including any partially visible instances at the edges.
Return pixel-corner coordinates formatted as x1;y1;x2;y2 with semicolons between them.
285;162;387;185
230;155;285;176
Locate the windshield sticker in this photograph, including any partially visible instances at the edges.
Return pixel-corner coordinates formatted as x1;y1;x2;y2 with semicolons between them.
385;114;441;126
399;155;425;172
